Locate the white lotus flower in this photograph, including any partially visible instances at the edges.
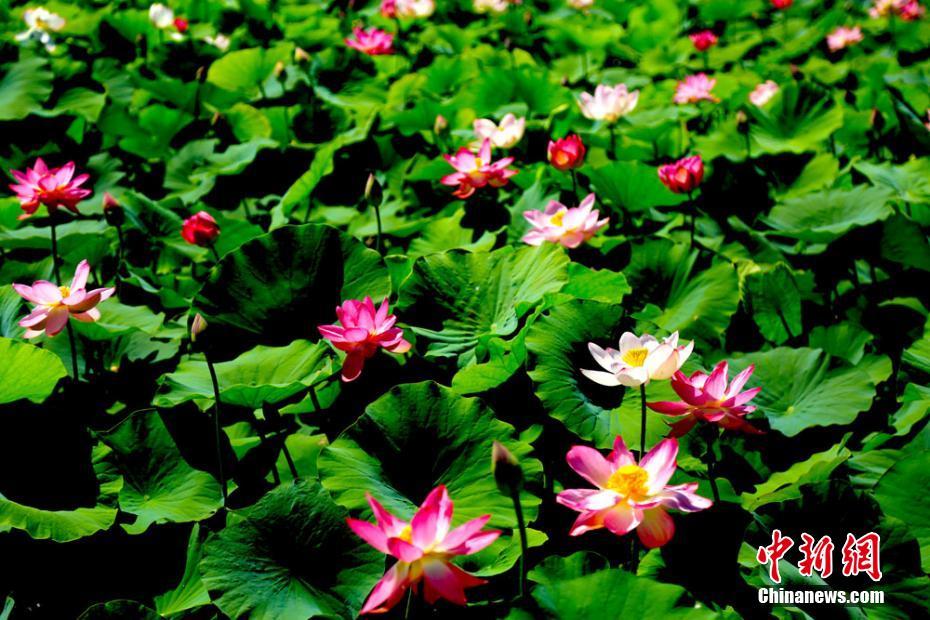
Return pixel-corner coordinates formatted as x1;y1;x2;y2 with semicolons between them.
205;34;230;51
578;84;640;123
581;331;694;387
473;113;526;149
15;8;65;52
149;3;175;29
397;0;436;18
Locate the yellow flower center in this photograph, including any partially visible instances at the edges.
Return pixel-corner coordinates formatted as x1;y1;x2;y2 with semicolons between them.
549;210;566;227
59;286;71;298
621;347;649;367
605;464;649;500
398;524;413;543
474;158;485;169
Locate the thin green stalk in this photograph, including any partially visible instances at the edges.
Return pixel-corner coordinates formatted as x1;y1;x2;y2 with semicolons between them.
209;244;221;263
65;321;79;381
511;489;528;599
374;200;383;255
206;354;228;503
639;383;647;459
688;191;696;246
50;218;61;282
704;426;721;503
115;224;125;297
571;169;579;200
263;403;299;480
608;125;617;160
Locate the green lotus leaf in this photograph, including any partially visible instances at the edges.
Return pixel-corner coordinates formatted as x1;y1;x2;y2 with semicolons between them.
763;186;894;245
398;244;569;359
193;224;391;345
0;57;53;121
319;381;542;573
199;479;383;620
874;452;930;572
154;340;332;409
96;411;222;535
730;347;886;436
0;337;68;404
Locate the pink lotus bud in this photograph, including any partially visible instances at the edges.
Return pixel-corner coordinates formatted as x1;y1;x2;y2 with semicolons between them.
658;155;704;194
547;134;586;171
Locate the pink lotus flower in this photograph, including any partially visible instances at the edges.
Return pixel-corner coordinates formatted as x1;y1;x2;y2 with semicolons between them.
770;0;792;8
547;134;586;171
689;30;718;52
381;0;398;17
348;485;500;614
317;297;411;382
441;138;517;199
749;80;779;107
827;26;863;51
12;260;115;338
674;73;719;105
522;193;608;249
578;84;639;123
647;360;763;437
345;27;395;56
582;331;693;388
9;158;91;220
557;436;712;547
181;211;220;247
898;0;924;19
658;155;704;194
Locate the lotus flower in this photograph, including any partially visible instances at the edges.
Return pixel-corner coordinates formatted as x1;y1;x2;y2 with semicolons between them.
658;155;704;194
770;0;792;8
181;211;220;247
647;361;763;437
441;138;517;199
149;3;175;28
345;27;395;56
578;84;639;123
473;0;511;13
689;30;718;52
749;80;779;107
205;33;230;51
569;0;595;10
13;260;115;338
557;436;712;547
473;114;526;149
9;158;91;220
317;296;411;382
674;73;719;104
395;0;435;18
348;486;500;614
15;7;65;52
827;26;863;51
898;0;925;19
582;331;693;388
522;193;608;249
547;134;586;171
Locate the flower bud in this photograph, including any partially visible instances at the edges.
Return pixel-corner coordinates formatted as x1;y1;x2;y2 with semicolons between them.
273;61;285;78
658;155;704;194
181;211;221;247
294;47;310;62
547;134;586;171
434;114;448;134
492;441;523;494
190;313;208;343
102;192;125;227
365;173;383;205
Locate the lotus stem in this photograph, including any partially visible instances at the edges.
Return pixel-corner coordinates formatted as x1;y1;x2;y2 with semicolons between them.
510;488;528;600
704;426;721;503
374;200;383;255
608;125;616;160
205;353;228;503
639;383;647;459
688;191;696;246
209;244;221;263
571;169;579;199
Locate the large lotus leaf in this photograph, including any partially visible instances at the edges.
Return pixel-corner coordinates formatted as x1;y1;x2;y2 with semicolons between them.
586;161;687;213
741;442;851;511
525;300;678;449
874;452;930;572
854;159;930;205
398;244;569;358
96;410;222;534
881;215;930;272
902;317;930;375
730;348;885;437
199;479;382;620
206;45;294;101
0;337;68;403
193;224;391;344
154;524;210;616
154;340;332;409
0;445;118;542
742;262;803;344
763;186;894;244
747;83;844;155
0;57;53;121
319;381;542;541
531;564;716;620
